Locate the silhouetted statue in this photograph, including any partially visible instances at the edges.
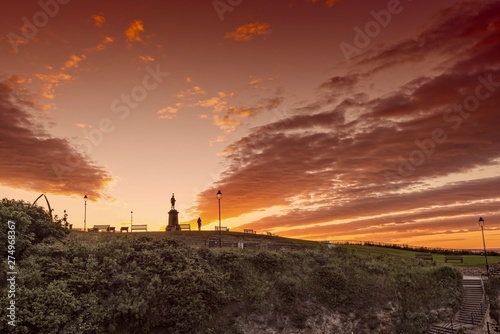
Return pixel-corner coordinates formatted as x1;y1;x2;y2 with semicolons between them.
170;193;176;210
197;217;202;231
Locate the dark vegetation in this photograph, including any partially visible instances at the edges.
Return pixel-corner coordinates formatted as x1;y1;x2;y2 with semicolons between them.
1;199;465;333
485;275;500;324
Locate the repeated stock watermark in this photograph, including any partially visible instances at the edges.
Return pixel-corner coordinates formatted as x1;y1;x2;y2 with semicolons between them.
6;0;71;54
339;0;408;63
6;220;17;327
52;64;169;178
213;0;243;22
384;74;500;182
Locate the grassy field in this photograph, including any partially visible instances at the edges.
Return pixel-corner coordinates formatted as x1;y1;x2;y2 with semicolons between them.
72;230;500;268
340;244;500;266
70;230;322;248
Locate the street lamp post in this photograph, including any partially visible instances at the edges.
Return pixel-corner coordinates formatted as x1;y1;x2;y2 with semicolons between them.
131;211;133;230
217;190;222;248
478;217;489;275
84;195;88;232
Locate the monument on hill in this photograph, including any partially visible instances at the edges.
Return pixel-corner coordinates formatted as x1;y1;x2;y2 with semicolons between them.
166;193;180;231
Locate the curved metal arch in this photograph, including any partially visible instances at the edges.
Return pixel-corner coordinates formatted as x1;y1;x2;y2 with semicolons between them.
32;193;53;221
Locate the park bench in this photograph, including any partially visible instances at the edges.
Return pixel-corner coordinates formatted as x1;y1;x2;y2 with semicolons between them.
131;224;147;232
445;255;463;263
120;227;129;232
91;225;112;232
266;232;273;236
415;253;433;261
244;229;256;234
178;224;191;231
215;226;229;231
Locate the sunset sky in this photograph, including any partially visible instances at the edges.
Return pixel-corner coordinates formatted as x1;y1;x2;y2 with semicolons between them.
1;0;500;249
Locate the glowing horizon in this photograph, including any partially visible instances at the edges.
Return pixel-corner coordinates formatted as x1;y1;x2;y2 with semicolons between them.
1;0;499;249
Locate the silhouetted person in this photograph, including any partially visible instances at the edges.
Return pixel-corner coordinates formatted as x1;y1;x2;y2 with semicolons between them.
197;217;202;231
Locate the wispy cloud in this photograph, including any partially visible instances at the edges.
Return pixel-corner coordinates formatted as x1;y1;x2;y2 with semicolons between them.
139;55;155;63
307;0;338;7
194;1;500;243
224;22;271;41
32;72;72;99
61;54;87;70
156;106;178;119
92;14;105;28
163;76;284;138
176;86;207;99
125;19;145;42
94;36;114;51
0;77;112;199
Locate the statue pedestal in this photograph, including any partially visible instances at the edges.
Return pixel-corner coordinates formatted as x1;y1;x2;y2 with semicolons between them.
166;210;179;231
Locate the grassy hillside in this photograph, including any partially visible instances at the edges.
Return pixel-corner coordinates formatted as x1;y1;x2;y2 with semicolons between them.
0;199;472;333
2;235;462;333
342;244;500;267
71;229;322;247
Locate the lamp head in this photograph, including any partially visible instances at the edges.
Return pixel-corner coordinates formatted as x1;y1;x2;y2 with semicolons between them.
478;217;484;227
217;190;222;200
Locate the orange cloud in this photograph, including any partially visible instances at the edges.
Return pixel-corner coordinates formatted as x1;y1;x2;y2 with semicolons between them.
157;106;178;119
92;14;105;28
213;115;240;133
139;55;155;63
33;73;72;99
224;22;271;41
307;0;337;7
61;54;87;70
95;36;114;51
33;73;72;84
193;1;500;245
176;86;207;99
0;77;112;198
196;93;230;113
125;19;145;42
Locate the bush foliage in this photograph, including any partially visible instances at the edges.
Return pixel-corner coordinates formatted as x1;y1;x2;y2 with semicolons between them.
1;199;463;333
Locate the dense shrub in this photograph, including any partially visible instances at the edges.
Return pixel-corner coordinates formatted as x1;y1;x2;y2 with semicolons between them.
0;199;463;333
1;198;68;260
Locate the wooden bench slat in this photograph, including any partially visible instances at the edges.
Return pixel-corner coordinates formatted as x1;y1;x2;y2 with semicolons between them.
131;224;147;231
91;225;115;232
178;224;191;231
445;255;463;263
215;226;229;231
415;253;433;261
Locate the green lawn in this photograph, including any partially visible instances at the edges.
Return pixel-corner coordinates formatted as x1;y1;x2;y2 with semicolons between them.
72;231;500;267
340;244;500;266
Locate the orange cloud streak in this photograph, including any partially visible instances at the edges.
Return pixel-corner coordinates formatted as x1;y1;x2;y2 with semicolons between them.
125;19;145;42
92;14;105;28
307;0;337;7
225;22;271;41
